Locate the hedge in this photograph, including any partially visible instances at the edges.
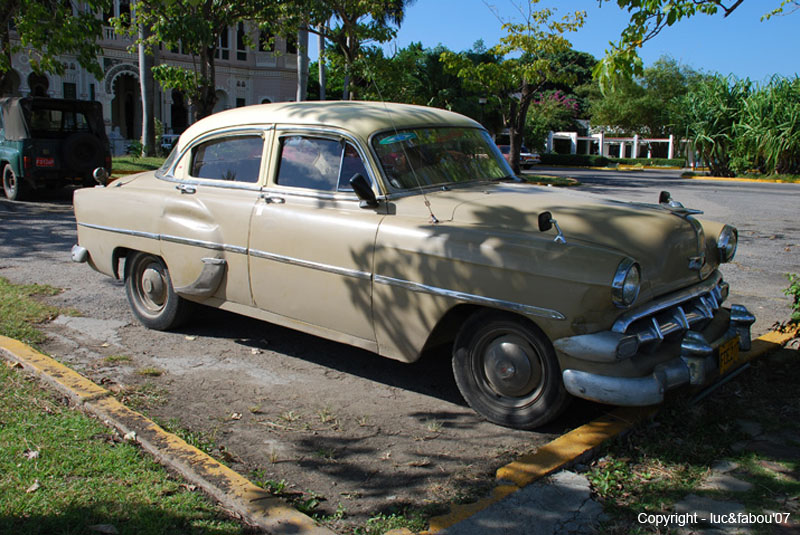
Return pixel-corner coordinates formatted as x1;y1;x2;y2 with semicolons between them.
539;153;685;167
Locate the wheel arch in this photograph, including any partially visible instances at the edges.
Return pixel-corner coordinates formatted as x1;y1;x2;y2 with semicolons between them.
422;304;554;359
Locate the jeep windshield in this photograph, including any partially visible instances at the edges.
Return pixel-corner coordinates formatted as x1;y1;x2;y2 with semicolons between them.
372;127;512;191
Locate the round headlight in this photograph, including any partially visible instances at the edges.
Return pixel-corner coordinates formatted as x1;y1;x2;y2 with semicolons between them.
717;225;738;263
612;259;641;308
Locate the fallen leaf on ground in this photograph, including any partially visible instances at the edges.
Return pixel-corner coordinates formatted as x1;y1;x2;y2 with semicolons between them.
123;431;136;441
26;480;40;493
23;449;39;460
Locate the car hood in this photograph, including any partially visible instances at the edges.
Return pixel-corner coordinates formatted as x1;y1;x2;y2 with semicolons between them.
405;182;711;298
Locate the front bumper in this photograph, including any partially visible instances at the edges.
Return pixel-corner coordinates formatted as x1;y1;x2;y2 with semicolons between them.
556;274;755;406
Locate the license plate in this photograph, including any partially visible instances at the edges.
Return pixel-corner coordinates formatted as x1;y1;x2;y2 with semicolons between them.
718;337;741;375
36;157;55;167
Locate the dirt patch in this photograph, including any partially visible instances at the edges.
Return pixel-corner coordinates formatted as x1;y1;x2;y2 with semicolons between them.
39;306;601;531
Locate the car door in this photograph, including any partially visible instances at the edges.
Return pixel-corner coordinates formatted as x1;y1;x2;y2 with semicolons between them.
159;128;268;306
248;130;382;349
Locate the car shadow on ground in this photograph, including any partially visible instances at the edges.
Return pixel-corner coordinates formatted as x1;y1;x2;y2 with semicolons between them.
178;304;607;435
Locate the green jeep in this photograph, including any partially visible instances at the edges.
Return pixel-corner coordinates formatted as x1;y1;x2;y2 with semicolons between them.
0;96;111;201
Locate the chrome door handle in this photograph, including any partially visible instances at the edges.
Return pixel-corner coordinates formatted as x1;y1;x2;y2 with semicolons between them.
176;184;196;194
261;195;285;204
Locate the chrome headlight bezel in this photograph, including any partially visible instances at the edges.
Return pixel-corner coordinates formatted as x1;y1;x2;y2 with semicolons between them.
612;258;641;308
717;225;738;263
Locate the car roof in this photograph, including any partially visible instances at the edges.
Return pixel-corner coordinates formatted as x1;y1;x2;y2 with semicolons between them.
177;101;481;149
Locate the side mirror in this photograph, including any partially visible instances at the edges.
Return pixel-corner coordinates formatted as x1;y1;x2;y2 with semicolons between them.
538;210;566;244
538;211;553;232
349;173;379;208
93;167;109;186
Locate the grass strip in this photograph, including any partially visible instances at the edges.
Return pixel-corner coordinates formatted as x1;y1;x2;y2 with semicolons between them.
0;277;248;534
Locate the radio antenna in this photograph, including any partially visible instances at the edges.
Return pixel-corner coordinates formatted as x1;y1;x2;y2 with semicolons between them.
368;73;439;224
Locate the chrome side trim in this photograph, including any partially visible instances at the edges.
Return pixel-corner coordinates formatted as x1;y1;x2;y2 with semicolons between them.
249;248;371;280
374;274;565;321
77;223;248;255
78;222;160;241
161;234;248;255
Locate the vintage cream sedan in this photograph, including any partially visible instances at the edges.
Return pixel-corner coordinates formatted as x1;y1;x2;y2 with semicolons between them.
72;101;754;429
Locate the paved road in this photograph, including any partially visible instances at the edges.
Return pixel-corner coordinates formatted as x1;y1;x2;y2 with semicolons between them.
528;167;800;335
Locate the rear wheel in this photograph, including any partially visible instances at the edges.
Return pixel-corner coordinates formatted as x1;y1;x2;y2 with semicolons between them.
124;252;190;330
2;163;29;201
452;310;570;429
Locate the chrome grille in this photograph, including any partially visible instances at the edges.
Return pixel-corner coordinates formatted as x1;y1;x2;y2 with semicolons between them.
612;272;729;349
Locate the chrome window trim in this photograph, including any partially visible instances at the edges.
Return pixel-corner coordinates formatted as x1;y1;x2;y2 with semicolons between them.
157;125;274;181
259;186;360;203
612;271;724;333
272;126;381;195
374;274;566;321
249;249;371;280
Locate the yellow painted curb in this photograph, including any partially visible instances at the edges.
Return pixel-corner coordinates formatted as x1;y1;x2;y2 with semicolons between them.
0;336;334;535
423;329;796;534
685;175;797;184
422;406;656;534
0;335;108;402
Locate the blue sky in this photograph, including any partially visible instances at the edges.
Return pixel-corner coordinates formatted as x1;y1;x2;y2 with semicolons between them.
309;1;797;82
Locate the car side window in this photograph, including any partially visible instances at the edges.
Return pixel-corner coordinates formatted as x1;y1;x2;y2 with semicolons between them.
190;135;263;183
276;136;369;192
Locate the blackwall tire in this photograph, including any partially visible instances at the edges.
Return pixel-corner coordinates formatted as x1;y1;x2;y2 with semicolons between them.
124;252;190;330
2;163;29;201
452;311;570;429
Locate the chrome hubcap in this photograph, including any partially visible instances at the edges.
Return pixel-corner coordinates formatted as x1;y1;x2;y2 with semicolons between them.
482;334;542;397
140;266;166;307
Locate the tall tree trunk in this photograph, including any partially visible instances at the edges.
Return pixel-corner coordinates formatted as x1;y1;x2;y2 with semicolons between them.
342;35;351;100
296;27;309;102
194;48;217;121
318;24;326;101
138;23;155;157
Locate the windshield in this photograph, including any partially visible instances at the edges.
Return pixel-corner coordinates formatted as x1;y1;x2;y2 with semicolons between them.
372;127;511;190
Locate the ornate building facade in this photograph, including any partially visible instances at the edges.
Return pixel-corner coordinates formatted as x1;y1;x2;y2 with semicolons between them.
3;1;299;148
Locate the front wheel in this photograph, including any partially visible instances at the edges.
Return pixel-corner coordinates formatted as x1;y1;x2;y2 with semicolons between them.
2;163;29;201
452;311;570;429
124;252;190;330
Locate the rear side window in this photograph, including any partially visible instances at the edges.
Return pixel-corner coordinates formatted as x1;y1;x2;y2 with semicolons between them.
190;135;263;183
276;136;368;192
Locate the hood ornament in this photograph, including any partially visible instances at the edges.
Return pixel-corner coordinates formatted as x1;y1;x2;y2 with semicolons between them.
658;191;703;216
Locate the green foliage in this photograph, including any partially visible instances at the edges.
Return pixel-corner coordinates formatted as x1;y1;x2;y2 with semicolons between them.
784;273;800;326
276;0;415;99
594;1;792;91
0;365;245;534
525;90;581;152
0;277;60;345
1;0;110;84
539;153;610;166
440;0;585;173
117;0;279;119
590;56;702;137
680;75;748;177
679;75;800;176
354;512;428;535
732;76;800;175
